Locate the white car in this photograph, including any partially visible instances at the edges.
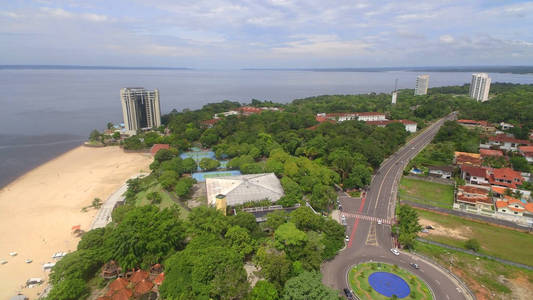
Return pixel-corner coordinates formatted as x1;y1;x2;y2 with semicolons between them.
390;248;400;256
345;235;350;242
377;220;382;225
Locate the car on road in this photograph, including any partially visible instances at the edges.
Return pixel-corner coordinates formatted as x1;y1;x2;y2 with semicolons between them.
343;288;353;299
339;205;343;211
341;214;346;221
410;263;420;269
390;248;400;256
377;219;382;225
345;235;350;242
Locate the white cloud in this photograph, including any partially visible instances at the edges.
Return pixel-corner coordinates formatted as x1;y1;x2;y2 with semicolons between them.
439;35;454;44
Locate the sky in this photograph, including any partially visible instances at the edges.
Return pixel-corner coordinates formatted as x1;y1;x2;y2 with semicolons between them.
1;0;532;68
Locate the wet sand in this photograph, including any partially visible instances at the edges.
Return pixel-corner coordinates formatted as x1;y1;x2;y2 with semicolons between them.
0;146;152;299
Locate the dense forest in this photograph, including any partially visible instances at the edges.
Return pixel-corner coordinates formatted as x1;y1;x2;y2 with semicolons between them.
49;83;533;299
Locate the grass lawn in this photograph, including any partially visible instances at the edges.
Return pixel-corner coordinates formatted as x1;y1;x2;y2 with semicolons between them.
349;262;432;300
399;177;454;209
134;183;189;219
414;241;533;299
414;208;533;266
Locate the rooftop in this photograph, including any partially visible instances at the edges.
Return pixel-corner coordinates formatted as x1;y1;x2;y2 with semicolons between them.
479;149;504;157
206;173;284;206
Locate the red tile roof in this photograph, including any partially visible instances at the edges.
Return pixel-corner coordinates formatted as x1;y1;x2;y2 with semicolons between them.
455;152;482;166
461;165;488;178
457;119;489;126
154;272;165;285
459;185;489;195
134;279;154;296
150;144;170;156
237;106;262;113
201;119;219;125
457;195;492;204
398;119;417;125
365;120;391;126
479;149;503;157
519;146;533;156
489;168;523;188
130;270;149;284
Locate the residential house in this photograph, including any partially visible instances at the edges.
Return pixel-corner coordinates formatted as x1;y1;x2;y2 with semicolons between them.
200;119;219;128
315;112;417;132
461;165;489;185
488;168;524;189
428;166;454;179
457;119;495;133
519;146;533;163
454;185;493;213
454;152;482;166
487;135;530;152
495;196;533;220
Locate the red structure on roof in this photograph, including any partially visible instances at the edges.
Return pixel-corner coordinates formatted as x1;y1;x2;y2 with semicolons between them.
134;279;154;297
150;144;170;156
130;270;149;284
154;272;165;285
489;135;530;145
457;119;489;126
489;168;523;189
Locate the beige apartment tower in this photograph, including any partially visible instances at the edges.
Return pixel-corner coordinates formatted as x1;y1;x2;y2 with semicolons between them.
469;73;491;102
414;74;429;95
120;87;161;133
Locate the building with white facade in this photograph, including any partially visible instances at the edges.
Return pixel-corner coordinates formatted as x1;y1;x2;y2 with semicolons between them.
414;75;430;96
120;87;161;134
469;73;491;102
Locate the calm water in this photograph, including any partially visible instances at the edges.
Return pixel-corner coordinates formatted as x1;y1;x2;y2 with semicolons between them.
1;69;532;187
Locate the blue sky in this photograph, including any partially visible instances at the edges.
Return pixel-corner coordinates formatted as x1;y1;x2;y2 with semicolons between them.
1;0;532;68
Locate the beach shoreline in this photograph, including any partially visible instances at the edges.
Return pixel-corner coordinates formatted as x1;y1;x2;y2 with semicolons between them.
0;145;152;299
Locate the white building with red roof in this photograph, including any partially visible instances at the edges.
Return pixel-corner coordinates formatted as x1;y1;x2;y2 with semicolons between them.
488;134;531;152
518;146;533;163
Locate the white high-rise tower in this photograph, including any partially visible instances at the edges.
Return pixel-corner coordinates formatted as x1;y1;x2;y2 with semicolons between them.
120;87;161;134
414;75;429;95
469;73;491;102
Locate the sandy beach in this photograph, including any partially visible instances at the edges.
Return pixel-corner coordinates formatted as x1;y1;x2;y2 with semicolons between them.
0;146;152;299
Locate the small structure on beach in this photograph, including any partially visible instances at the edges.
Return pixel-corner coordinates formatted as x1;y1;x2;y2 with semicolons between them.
206;173;284;207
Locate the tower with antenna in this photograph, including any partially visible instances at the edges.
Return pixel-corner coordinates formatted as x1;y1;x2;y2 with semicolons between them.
391;78;398;104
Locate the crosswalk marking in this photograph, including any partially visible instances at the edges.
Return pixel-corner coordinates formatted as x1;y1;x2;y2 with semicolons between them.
341;212;394;225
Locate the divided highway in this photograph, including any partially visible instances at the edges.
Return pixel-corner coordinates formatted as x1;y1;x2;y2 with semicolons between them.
322;112;474;300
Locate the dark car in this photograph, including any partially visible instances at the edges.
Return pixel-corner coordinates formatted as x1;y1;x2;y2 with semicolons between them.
343;288;353;299
410;263;420;269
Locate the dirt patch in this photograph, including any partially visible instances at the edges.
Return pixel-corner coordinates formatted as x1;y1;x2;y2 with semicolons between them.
418;217;472;240
506;274;533;300
452;267;492;300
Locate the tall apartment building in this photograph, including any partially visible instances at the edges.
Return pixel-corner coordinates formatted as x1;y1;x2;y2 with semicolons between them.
469;73;491;102
120;87;161;133
414;74;429;95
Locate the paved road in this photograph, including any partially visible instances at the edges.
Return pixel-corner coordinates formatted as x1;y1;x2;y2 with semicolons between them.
322;113;474;300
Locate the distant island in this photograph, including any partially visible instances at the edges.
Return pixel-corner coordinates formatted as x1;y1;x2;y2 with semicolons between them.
243;65;533;74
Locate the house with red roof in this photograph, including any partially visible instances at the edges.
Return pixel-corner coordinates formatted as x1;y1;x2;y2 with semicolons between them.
460;165;489;185
454;185;493;213
495;196;533;220
519;146;533;163
488;167;523;189
488;135;531;152
150;144;170;156
457;119;495;133
200;119;219;128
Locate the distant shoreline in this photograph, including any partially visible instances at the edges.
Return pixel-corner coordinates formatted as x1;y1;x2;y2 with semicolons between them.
242;66;533;74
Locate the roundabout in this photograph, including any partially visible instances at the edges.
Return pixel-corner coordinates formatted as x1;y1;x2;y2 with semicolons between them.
348;262;432;300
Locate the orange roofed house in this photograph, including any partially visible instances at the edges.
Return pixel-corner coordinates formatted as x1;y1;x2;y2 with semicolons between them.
488;168;524;189
495;196;533;221
487;135;531;152
456;119;495;133
454;185;493;213
519;146;533;163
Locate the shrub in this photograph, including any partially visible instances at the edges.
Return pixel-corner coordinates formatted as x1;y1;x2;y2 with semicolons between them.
465;238;480;252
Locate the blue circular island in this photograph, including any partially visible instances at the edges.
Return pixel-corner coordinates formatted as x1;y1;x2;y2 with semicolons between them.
368;272;411;298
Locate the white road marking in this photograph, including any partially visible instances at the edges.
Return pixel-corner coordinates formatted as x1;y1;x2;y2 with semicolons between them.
435;279;441;285
446;294;450;300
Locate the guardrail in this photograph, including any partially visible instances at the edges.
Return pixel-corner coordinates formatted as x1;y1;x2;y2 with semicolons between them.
408;250;476;300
